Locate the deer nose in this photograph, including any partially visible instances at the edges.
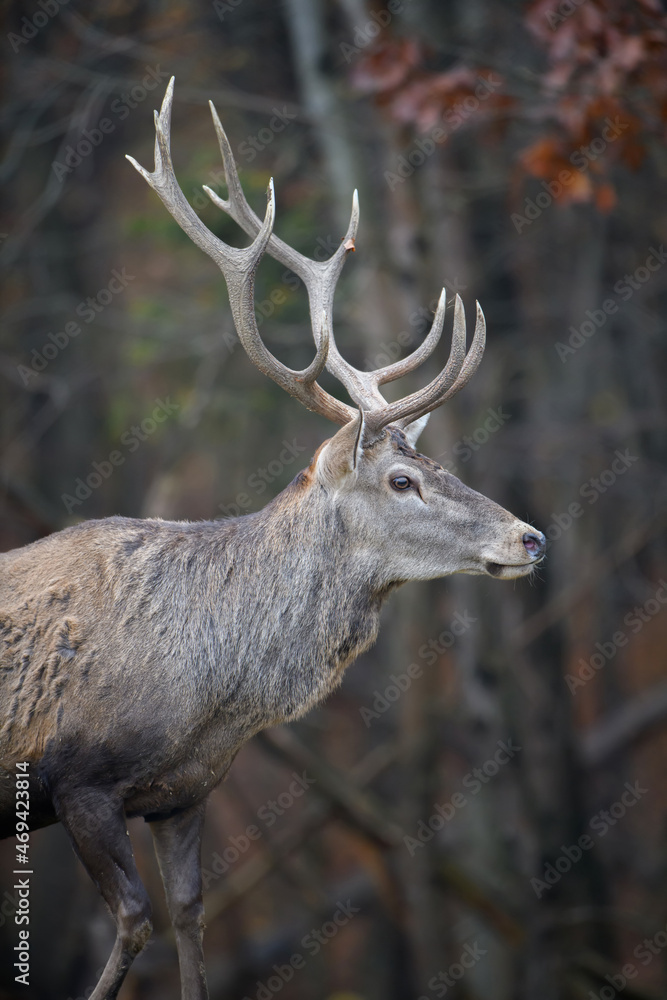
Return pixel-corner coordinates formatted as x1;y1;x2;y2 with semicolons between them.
522;531;546;559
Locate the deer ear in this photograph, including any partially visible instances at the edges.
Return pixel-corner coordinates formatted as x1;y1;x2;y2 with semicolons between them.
316;410;365;487
403;413;430;448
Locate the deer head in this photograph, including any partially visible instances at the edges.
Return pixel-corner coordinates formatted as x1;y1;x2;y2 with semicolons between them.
127;79;545;583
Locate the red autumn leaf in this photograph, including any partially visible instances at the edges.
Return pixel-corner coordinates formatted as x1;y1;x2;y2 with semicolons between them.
595;182;617;212
520;138;570;179
619;137;647;169
609;33;645;71
351;39;421;94
561;169;593;203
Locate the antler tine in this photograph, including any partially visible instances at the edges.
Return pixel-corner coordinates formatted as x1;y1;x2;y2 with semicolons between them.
205;105;386;412
127;79;239;267
206;100;314;280
206;102;362;321
207;154;375;407
127;78;355;425
233;187;355;422
375;296;486;432
433;299;486;403
373;287;446;387
230;181;328;388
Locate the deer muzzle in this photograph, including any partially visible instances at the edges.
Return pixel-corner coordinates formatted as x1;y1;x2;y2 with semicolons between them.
483;526;546;580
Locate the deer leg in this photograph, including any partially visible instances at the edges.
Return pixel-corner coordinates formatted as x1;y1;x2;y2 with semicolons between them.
150;801;208;1000
54;789;153;1000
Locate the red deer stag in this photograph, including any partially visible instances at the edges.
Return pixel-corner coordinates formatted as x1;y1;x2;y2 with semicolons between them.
0;79;545;1000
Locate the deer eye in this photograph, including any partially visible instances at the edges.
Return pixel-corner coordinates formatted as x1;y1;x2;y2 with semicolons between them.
391;475;412;491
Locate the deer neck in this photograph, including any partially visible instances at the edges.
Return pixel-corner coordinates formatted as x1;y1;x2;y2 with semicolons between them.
218;474;393;725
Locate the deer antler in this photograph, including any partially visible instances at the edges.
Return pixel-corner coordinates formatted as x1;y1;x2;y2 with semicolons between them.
126;80;351;425
127;79;486;435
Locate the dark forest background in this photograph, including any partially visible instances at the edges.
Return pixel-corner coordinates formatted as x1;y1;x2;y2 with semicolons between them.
1;1;667;998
